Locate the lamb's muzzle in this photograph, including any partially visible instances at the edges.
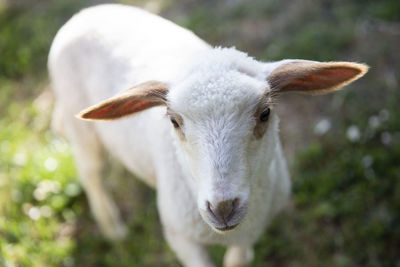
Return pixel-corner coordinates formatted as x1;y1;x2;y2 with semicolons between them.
205;198;246;231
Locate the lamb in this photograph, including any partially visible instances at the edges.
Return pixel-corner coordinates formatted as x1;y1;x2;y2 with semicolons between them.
48;4;368;267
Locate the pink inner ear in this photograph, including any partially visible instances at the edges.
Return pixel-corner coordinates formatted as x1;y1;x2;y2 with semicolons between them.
82;99;160;120
286;67;361;92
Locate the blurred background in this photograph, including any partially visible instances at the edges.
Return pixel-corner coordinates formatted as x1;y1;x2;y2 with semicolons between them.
0;0;399;266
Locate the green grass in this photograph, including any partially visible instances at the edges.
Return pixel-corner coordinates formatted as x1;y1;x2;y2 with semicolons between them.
0;100;79;266
0;0;399;266
0;0;89;81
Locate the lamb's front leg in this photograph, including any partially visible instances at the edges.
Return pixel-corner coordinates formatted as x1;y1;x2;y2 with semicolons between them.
223;246;254;267
63;119;127;240
164;228;214;267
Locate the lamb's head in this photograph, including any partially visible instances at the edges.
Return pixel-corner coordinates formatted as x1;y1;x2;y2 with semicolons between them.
78;48;368;233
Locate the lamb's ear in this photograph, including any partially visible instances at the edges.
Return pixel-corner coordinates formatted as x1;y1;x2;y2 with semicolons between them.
267;60;369;95
77;81;169;120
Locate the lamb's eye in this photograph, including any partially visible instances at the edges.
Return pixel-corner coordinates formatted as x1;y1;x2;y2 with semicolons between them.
170;117;180;128
259;108;270;122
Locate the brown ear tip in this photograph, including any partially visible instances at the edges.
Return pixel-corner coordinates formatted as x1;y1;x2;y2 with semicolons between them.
351;63;369;81
359;63;370;74
345;62;369;75
75;110;92;121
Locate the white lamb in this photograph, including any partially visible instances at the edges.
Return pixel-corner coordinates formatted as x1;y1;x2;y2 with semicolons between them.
48;4;368;267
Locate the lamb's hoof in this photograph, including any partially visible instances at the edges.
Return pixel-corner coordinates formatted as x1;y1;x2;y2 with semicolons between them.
223;246;254;267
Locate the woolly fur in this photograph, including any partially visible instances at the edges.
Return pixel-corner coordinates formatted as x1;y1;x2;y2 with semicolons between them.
48;4;367;267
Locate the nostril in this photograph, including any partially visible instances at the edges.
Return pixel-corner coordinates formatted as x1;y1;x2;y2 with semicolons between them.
206;200;222;224
226;198;240;221
232;198;240;209
206;201;214;216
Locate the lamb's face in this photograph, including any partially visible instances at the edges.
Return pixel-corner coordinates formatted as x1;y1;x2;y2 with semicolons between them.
167;55;273;232
78;46;368;233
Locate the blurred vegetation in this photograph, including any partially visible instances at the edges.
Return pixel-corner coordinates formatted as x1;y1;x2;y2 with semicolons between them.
0;0;399;266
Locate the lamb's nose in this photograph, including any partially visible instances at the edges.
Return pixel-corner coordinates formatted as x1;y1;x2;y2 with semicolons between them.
206;198;239;229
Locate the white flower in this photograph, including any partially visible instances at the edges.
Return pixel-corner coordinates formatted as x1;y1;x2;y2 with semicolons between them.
33;187;47;201
346;125;361;142
28;206;41;220
381;132;392;145
33;180;61;201
44;157;58;171
361;155;373;168
314;119;331;136
368;115;380;129
379;109;390;122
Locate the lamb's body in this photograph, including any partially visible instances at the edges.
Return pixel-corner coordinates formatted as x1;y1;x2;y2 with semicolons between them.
49;4;367;267
49;3;290;244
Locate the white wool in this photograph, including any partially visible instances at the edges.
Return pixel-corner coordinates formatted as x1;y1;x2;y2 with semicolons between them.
48;4;291;267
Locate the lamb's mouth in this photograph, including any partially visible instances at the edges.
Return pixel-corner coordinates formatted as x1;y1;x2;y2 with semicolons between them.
215;223;239;232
